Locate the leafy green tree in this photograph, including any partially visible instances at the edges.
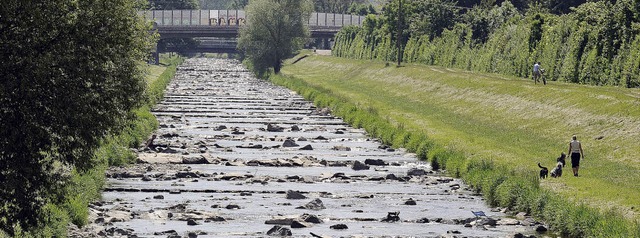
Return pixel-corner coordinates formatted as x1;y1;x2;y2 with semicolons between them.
149;0;199;9
348;3;377;15
543;0;586;14
0;0;152;234
314;0;367;14
228;0;249;9
238;0;313;76
408;0;459;39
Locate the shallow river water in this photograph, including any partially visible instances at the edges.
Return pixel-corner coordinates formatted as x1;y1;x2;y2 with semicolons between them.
82;58;545;238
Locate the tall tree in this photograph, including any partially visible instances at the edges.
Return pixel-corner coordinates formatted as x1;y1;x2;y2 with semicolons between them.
149;0;199;9
228;0;249;9
0;0;152;234
315;0;367;13
238;0;313;76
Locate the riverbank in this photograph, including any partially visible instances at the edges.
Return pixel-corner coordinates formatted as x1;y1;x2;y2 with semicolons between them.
13;55;184;237
275;52;640;237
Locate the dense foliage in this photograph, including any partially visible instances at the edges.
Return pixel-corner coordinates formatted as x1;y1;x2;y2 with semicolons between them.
314;0;377;14
238;0;313;76
333;0;640;88
149;0;199;9
0;0;153;234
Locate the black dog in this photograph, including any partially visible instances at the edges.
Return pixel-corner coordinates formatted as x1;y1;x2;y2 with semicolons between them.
538;163;548;179
557;152;566;167
550;162;563;178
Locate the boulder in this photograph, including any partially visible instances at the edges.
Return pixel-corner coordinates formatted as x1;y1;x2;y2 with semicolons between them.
365;159;388;166
351;161;370;171
236;144;263;149
176;171;200;178
535;225;548;232
299;145;313;150
267;225;292;236
282;139;299;147
296;198;325;210
381;212;400;222
291;125;301;131
407;168;427;176
300;213;323;224
478;217;498;226
497;218;520;225
265;217;295;225
154;230;179;236
404;198;417;205
187;218;200;226
290;220;311;228
182;156;210;164
286;190;307;199
329;224;348;230
266;124;284;132
206;216;226;222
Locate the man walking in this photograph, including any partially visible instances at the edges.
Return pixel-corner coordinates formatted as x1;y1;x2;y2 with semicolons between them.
533;62;542;84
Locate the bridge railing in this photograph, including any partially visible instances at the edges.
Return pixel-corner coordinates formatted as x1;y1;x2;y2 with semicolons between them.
141;10;364;27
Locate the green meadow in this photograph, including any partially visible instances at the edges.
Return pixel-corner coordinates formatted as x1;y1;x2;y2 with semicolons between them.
276;53;640;236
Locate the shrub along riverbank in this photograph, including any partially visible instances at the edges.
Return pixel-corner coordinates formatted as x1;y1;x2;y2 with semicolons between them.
8;55;183;237
274;53;640;237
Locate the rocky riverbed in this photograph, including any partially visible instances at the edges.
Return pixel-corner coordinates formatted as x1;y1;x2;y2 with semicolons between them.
75;58;547;237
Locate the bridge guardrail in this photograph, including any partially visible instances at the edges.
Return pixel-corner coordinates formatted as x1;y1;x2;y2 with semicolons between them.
141;10;364;27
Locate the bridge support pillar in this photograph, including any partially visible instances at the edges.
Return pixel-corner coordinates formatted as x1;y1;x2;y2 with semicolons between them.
152;52;160;65
322;38;333;50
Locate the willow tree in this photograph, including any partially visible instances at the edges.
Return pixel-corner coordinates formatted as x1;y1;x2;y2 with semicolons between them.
0;0;152;234
238;0;313;76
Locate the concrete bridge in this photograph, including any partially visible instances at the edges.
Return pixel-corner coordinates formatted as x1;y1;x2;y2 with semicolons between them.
143;10;365;39
144;10;364;62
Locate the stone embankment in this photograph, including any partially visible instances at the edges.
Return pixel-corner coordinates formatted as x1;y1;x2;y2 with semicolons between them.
74;58;544;237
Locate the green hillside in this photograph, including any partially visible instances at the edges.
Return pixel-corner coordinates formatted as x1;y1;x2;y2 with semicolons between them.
278;53;640;235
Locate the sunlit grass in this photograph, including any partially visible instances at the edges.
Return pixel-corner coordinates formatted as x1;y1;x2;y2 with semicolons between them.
281;54;640;221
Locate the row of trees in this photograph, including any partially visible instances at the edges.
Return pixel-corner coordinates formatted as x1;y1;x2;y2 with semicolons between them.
0;0;153;235
333;0;640;88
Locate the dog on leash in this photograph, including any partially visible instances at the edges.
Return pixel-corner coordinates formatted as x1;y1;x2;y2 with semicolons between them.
557;152;566;167
538;163;548;179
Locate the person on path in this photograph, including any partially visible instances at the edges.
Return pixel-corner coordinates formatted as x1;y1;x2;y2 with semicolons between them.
533;62;542;84
567;135;584;177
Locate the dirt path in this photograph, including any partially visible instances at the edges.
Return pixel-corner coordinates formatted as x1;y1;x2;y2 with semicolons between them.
78;58;543;237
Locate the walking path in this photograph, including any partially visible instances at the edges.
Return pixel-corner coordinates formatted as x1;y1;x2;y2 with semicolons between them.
81;58;542;237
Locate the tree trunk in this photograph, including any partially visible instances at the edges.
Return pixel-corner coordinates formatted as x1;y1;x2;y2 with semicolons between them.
274;60;282;74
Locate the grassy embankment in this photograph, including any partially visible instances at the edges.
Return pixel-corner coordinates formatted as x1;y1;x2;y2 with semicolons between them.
272;53;640;237
10;55;184;237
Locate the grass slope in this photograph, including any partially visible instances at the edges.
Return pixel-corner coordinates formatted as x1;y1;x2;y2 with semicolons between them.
281;54;640;219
